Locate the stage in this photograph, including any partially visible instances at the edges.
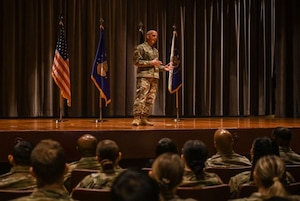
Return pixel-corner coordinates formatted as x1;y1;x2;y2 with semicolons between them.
1;116;300;169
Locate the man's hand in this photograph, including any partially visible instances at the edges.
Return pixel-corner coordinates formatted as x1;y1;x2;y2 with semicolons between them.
164;63;174;71
150;58;163;67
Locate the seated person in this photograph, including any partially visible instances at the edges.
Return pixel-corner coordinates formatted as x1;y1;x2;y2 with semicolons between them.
74;139;124;189
13;139;75;201
180;139;223;187
111;169;160;201
271;127;300;165
64;134;101;191
149;153;197;201
230;155;300;201
0;139;36;190
145;137;179;168
206;128;251;167
229;137;295;197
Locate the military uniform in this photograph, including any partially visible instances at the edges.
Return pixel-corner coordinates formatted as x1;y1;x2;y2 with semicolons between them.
132;42;165;125
229;171;295;195
64;157;102;191
206;152;251;167
160;191;197;201
278;146;300;165
180;170;223;187
0;166;36;190
75;167;123;189
12;188;75;201
230;192;300;201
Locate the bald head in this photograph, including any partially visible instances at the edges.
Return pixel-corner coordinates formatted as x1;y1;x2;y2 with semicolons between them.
214;129;234;154
77;134;98;157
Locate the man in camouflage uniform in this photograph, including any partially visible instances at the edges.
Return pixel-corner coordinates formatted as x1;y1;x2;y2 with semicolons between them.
13;139;75;201
0;140;36;190
272;127;300;165
206;128;251;167
64;134;101;191
132;30;173;126
74;139;124;190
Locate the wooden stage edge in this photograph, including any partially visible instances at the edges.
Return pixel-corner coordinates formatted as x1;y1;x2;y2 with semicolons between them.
0;117;300;166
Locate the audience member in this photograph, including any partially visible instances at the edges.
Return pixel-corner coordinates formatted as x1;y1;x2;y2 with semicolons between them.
206;128;251;167
229;137;295;197
145;137;179;168
111;169;160;201
149;153;197;201
0;139;36;190
74;139;124;189
272;127;300;165
13;139;74;201
230;155;300;201
64;134;101;191
180;139;223;187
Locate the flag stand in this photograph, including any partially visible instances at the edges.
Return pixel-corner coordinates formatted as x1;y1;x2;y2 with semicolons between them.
173;90;182;122
55;93;67;123
95;93;106;123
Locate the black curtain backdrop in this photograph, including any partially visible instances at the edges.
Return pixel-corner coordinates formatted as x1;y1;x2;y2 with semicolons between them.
1;0;299;118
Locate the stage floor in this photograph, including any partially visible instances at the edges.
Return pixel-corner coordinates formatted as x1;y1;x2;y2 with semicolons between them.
0;116;299;166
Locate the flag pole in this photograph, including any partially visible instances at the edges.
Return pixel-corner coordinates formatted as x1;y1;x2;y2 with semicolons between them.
174;90;181;122
56;93;65;123
96;94;104;123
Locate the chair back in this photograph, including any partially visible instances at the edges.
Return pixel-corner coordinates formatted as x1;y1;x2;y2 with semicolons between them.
205;166;251;183
72;188;111;201
0;189;33;201
287;181;300;195
177;184;231;201
236;183;258;198
70;169;98;191
286;165;300;182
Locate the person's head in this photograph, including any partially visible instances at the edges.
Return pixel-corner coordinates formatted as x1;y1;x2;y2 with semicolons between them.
146;30;158;46
111;169;160;201
96;139;121;172
253;155;288;199
155;137;179;157
30;139;67;187
250;136;277;180
272;127;292;147
213;128;234;154
8;140;34;166
182;139;208;177
150;153;184;192
76;134;98;157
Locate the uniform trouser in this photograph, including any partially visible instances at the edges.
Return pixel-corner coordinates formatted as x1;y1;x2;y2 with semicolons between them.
133;77;158;117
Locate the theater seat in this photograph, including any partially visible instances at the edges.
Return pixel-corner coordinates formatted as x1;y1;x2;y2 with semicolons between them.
205;166;251;183
0;189;33;200
70;169;98;191
72;188;111;201
176;184;231;201
286;165;300;182
236;183;258;198
287;182;300;195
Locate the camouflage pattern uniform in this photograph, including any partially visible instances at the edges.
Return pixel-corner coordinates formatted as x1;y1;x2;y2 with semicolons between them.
205;152;252;167
230;192;300;201
75;167;123;189
12;188;75;201
229;171;295;195
278;146;300;165
132;42;165;125
180;170;223;187
0;166;36;190
160;191;197;201
64;157;102;191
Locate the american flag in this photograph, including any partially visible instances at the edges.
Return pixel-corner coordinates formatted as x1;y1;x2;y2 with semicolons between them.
52;19;71;107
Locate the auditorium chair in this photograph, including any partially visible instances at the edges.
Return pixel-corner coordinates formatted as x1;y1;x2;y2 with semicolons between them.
205;166;251;183
285;164;300;182
0;189;33;201
72;188;111;201
287;181;300;195
236;183;258;198
70;168;98;191
176;184;231;201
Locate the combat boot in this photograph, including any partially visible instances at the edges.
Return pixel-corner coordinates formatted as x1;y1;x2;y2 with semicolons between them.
131;116;141;126
140;117;154;126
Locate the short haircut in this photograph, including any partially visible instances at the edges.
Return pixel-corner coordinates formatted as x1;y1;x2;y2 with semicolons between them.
272;127;292;141
111;169;159;201
31;139;66;186
12;140;34;166
155;137;178;157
